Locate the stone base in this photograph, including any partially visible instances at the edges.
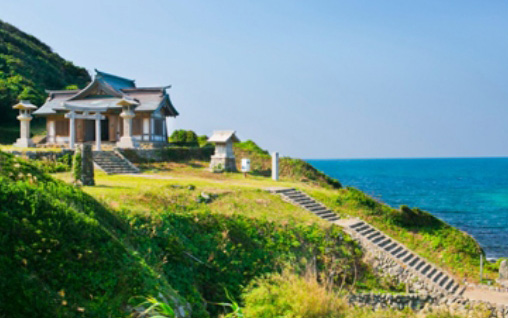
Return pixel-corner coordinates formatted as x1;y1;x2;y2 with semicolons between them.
210;156;237;172
116;136;139;149
14;138;35;148
497;279;508;288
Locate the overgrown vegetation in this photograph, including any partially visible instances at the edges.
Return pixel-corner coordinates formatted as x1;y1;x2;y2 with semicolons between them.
242;269;485;318
169;130;200;147
0;19;90;128
0;152;388;317
0;151;186;318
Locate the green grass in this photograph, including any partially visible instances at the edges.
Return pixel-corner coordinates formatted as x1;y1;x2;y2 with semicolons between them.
0;151;186;318
2;153;394;317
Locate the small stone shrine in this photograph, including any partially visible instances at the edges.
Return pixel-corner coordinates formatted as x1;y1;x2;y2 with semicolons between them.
208;130;240;172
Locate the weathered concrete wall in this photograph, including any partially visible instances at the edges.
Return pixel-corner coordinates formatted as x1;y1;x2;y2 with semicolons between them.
119;147;214;163
6;149;74;161
349;292;508;318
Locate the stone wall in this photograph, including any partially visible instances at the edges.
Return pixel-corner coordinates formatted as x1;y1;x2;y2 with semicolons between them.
119;147;214;163
348;228;448;298
6;149;74;161
349;292;508;318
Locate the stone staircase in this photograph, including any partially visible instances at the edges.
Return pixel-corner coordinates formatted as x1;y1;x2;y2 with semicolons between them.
269;188;340;222
266;187;465;297
93;151;140;175
347;220;465;296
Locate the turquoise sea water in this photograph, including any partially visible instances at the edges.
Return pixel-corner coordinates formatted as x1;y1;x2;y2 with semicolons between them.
307;158;508;258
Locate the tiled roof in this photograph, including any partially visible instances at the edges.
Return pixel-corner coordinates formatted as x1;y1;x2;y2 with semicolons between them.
34;70;178;117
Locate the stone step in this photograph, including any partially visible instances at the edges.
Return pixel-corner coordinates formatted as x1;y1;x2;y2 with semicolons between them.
274;188;295;194
377;238;392;247
350;222;366;229
391;246;404;256
314;209;333;216
427;268;438;279
355;224;371;232
385;242;398;252
286;193;308;199
432;272;443;283
367;232;381;240
319;213;337;219
439;276;449;287
445;280;455;291
93;151;139;175
415;260;426;271
396;250;408;259
409;257;421;267
359;228;376;236
305;204;326;210
371;235;385;244
403;254;414;263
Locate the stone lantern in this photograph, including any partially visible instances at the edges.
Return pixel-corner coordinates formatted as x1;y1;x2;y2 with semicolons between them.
13;100;38;148
208;130;240;172
116;97;139;148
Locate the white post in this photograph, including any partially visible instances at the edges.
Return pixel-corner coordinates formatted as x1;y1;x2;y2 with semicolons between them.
480;254;484;282
272;152;279;181
68;110;76;150
95;113;101;151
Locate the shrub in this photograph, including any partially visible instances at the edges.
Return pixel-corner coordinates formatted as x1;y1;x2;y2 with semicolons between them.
242;269;346;318
169;130;199;147
235;140;269;156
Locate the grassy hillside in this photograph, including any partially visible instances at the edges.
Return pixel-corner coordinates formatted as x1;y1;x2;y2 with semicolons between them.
1;152;387;317
1;148;496;317
0;19;90;140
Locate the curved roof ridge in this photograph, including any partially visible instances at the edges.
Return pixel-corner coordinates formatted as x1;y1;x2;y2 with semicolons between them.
94;69;135;84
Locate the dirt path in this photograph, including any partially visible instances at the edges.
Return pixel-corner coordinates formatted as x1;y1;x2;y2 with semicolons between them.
463;287;508;305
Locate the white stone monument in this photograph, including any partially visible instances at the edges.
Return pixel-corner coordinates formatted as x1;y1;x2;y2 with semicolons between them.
208;130;240;172
13;100;37;148
272;152;279;181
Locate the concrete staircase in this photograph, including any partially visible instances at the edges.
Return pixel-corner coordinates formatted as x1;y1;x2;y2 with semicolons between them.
270;188;340;222
93;151;139;175
266;187;465;297
347;220;465;296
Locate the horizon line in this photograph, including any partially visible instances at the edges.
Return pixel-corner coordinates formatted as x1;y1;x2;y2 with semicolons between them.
304;156;508;160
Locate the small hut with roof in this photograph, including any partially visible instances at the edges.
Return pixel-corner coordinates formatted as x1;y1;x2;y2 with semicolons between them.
208;130;240;172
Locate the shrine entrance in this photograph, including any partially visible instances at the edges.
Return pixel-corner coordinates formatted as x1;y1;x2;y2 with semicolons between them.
64;105;107;150
83;119;109;142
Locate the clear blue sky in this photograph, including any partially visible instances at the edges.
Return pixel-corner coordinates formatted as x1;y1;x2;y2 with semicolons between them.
2;1;508;158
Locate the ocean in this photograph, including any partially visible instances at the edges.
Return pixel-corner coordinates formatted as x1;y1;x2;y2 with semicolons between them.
307;158;508;259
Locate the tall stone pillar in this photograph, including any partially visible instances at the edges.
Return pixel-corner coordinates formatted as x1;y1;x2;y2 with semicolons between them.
272;152;279;181
80;144;95;186
12;101;37;148
117;105;138;148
